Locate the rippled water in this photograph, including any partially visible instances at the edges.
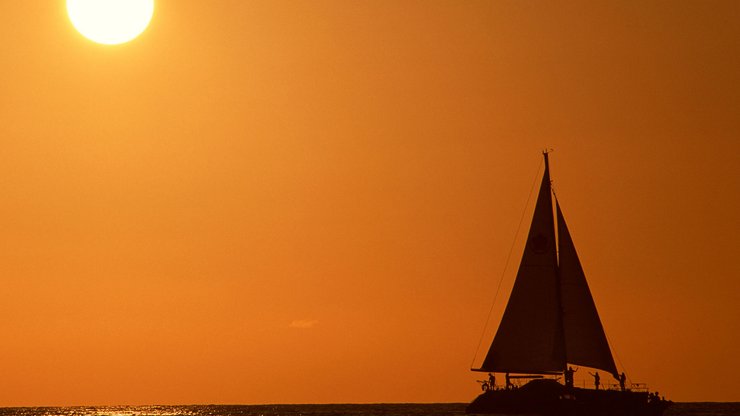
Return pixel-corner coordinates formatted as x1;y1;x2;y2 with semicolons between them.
665;403;740;416
0;403;737;416
0;404;465;416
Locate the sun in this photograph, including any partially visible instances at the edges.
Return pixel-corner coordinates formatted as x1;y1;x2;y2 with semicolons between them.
67;0;155;45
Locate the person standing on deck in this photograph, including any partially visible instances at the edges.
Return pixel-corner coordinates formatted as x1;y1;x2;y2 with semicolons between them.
488;373;495;390
589;372;600;390
619;372;627;391
564;366;577;389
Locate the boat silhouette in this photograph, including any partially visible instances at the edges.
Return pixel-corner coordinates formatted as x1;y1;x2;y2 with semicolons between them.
467;151;671;416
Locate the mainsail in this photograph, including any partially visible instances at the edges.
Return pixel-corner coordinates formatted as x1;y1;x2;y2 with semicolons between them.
480;156;565;374
478;153;617;376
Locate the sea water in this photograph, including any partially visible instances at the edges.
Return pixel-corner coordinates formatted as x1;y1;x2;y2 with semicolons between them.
0;403;737;416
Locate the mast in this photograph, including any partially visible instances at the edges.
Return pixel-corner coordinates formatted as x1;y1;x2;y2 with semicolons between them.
547;151;568;372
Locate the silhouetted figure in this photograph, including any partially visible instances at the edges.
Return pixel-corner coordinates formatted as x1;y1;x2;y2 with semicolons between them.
589;372;600;390
619;372;627;391
564;366;577;389
488;373;495;390
505;372;512;390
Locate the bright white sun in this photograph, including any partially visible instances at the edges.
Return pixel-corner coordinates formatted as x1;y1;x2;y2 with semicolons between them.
67;0;154;45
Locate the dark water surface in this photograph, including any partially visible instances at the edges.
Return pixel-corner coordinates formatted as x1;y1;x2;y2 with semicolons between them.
0;403;737;416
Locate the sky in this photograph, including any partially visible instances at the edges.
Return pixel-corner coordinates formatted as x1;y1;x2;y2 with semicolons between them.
0;0;738;406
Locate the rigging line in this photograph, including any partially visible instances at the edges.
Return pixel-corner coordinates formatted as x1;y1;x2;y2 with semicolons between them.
469;156;544;369
606;331;632;383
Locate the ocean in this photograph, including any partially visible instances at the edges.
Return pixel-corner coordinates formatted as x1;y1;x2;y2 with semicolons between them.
0;403;738;416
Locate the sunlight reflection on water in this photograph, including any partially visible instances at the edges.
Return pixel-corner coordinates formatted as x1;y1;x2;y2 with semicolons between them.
0;404;466;416
0;403;737;416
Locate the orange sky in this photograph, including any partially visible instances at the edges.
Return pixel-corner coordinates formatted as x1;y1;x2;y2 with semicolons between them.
0;0;738;406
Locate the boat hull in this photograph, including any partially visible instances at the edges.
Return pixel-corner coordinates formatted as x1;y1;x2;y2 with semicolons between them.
466;379;671;416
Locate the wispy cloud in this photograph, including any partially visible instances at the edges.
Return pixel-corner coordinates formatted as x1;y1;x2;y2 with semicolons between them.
289;319;319;329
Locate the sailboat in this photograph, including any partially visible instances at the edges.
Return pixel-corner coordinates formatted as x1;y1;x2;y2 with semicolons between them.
467;152;670;416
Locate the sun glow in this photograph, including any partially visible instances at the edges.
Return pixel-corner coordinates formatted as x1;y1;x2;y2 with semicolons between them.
67;0;154;45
